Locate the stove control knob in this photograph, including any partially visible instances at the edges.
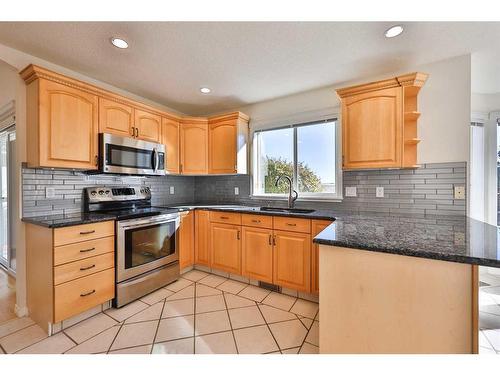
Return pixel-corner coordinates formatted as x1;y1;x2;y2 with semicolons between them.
140;188;145;194
105;190;110;195
98;190;104;195
145;187;150;193
90;191;97;196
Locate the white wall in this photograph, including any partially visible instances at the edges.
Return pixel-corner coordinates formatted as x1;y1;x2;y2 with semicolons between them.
233;54;472;165
0;60;16;109
471;92;500;113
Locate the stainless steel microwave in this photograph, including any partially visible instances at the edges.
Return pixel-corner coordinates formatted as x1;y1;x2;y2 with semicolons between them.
99;133;165;176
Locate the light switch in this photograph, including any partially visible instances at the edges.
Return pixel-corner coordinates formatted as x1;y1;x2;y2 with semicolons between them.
345;186;357;197
376;186;384;198
169;186;175;195
454;186;465;200
234;187;239;195
46;187;55;199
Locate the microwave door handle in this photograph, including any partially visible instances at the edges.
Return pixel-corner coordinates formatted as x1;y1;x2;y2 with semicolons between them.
152;148;158;172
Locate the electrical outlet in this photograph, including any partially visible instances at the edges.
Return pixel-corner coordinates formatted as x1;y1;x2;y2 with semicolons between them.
345;186;357;197
45;187;55;199
169;186;175;195
454;186;465;200
234;187;239;195
376;186;384;198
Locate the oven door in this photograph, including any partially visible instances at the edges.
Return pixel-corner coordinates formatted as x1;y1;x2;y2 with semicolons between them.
117;214;179;282
101;133;165;176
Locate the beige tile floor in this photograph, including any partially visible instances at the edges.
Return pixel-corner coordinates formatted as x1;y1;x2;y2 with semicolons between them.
0;270;319;354
479;285;500;354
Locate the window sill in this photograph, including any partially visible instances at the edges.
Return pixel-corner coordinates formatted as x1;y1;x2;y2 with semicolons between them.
250;195;343;203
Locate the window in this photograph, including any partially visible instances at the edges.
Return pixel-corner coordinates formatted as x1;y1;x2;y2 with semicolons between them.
252;119;342;200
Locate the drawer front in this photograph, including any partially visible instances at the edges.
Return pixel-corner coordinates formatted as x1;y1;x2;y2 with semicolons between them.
54;236;115;266
209;211;241;225
54;252;115;285
54;221;115;246
54;268;115;323
241;214;273;229
273;216;311;233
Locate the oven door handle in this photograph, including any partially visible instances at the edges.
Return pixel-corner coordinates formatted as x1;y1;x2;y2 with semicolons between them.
119;217;180;230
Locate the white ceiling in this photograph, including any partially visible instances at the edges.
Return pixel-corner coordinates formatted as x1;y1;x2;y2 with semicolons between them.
0;22;499;115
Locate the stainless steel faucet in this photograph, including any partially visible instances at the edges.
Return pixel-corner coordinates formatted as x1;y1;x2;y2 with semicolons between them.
275;175;298;209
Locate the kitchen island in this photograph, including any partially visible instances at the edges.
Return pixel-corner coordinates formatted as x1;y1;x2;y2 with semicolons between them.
313;213;499;354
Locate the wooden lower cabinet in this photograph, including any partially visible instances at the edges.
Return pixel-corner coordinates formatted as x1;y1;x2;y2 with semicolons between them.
26;222;115;333
179;211;195;270
195;210;211;266
273;230;311;292
210;223;241;274
241;227;273;283
311;220;333;294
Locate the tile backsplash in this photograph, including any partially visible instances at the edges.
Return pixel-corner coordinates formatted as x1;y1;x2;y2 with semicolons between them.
22;162;466;218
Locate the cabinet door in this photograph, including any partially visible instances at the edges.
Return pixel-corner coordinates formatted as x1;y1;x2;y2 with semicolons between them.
98;97;134;137
311;220;333;294
179;211;195;270
134;108;161;142
38;79;98;169
273;230;311;292
209;120;237;174
162;118;180;174
180;122;208;174
242;226;273;283
342;87;402;169
195;210;211;267
210;223;241;274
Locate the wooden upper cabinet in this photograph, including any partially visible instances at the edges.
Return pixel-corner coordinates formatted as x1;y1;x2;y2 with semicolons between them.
23;71;99;170
98;98;134;137
180;118;209;175
210;222;241;275
134;109;161;143
208;112;249;174
342;87;403;169
273;230;311;292
162;117;180;174
336;72;428;170
179;211;195;270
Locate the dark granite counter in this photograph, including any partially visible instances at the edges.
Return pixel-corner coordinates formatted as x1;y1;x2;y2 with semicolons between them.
313;212;500;268
22;212;116;228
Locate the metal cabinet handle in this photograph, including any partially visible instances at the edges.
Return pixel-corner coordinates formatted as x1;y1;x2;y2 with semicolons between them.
80;289;96;297
251;219;261;223
272;235;276;246
79;230;96;235
268;234;272;245
135;127;139;137
220;216;229;220
79;247;95;253
237;230;240;240
80;264;96;271
94;155;98;166
286;223;297;227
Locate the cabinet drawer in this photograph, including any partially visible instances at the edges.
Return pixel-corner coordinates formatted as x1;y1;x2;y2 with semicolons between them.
241;214;273;229
273;217;311;233
54;236;114;266
209;211;241;225
54;268;115;323
54;252;114;285
53;221;115;246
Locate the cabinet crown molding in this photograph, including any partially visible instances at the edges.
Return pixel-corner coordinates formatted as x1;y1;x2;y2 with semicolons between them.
335;72;428;98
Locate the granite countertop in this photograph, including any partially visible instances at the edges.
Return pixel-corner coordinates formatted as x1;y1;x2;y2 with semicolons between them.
313;212;500;268
22;204;500;268
22;212;117;228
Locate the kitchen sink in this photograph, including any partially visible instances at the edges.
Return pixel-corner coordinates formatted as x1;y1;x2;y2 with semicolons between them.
259;207;315;214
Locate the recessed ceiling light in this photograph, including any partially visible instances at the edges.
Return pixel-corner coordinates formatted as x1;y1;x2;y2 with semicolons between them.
384;25;404;38
200;87;211;94
110;37;128;49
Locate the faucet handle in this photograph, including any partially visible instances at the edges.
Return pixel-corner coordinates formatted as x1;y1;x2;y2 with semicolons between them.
292;190;298;202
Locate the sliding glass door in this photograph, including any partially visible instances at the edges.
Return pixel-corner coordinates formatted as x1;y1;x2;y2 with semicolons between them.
0;126;15;272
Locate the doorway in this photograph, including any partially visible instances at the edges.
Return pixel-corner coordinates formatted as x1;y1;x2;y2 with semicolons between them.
0;125;16;323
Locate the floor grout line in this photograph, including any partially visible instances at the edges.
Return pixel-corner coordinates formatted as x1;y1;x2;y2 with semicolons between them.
221;288;239;354
0;322;36;341
62;330;79;346
192;281;197;354
106;322;124;354
150;299;167;354
255;303;283;354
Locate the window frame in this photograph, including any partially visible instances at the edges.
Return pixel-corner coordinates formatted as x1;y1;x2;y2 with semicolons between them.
250;116;343;202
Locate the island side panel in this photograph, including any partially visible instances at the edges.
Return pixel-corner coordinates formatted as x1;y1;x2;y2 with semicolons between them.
319;245;476;354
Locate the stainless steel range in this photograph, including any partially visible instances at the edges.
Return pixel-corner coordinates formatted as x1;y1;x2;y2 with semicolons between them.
84;186;180;307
